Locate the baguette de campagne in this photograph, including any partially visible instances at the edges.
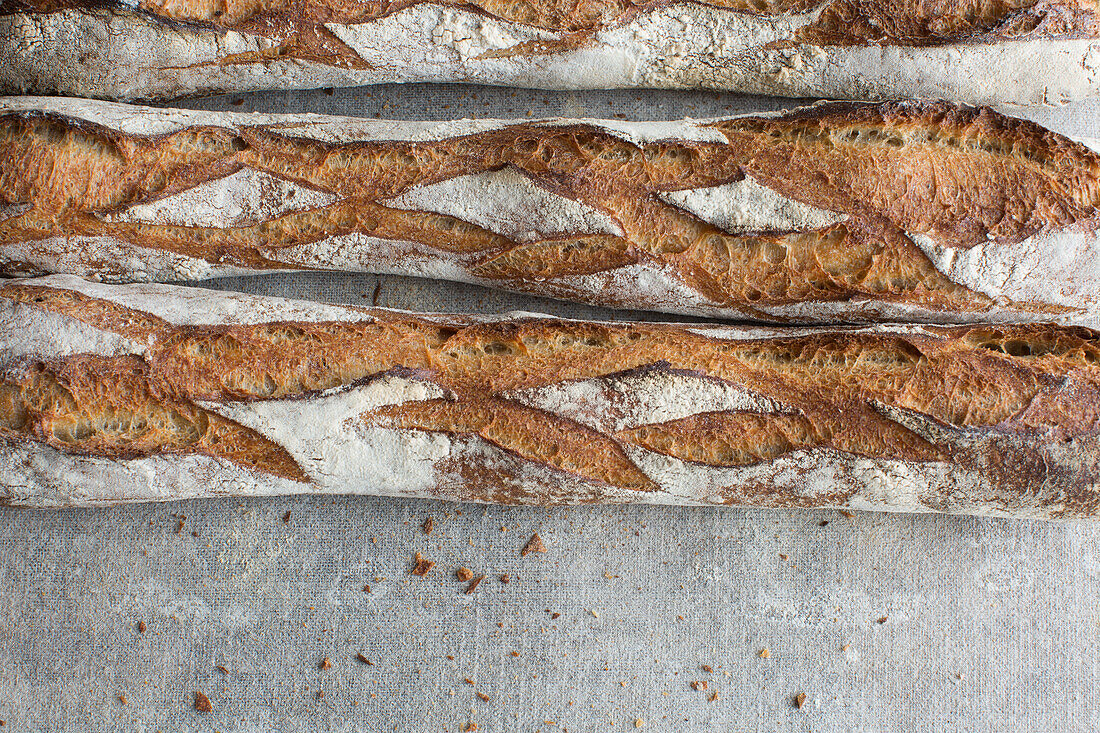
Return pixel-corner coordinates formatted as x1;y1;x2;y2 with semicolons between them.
1;0;1098;103
5;96;1100;326
3;274;1100;517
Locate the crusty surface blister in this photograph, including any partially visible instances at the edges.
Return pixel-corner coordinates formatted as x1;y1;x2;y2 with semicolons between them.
1;0;1099;102
3;274;1100;518
4;96;1100;326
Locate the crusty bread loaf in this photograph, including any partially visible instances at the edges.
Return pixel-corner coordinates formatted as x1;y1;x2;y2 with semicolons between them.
1;0;1098;103
3;274;1099;517
5;96;1100;326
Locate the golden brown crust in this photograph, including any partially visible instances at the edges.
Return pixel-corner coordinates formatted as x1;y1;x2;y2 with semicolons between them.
369;397;659;491
0;282;170;341
4;102;1099;316
796;0;1100;47
616;409;944;465
715;102;1100;248
158;316;1100;438
6;282;1100;500
5;0;1096;50
0;355;309;481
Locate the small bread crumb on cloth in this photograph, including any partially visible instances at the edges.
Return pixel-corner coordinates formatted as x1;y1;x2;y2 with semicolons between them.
411;552;434;576
521;533;547;557
193;691;212;713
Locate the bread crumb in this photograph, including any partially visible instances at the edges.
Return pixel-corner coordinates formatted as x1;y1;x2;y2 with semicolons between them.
877;616;888;624
551;612;561;620
118;694;127;705
511;651;520;657
456;567;474;582
465;575;486;594
841;644;850;652
707;691;718;702
357;653;373;665
464;678;475;685
839;509;854;518
319;657;333;670
779;554;789;561
759;648;771;658
193;691;212;713
500;574;510;583
794;692;807;709
364;585;371;593
465;723;478;732
477;692;490;702
690;681;707;691
137;620;146;633
521;533;547;557
411;552;435;576
589;609;599;618
422;516;434;535
701;664;713;673
635;719;644;728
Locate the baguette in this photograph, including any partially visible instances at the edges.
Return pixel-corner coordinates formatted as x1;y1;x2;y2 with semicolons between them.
1;0;1099;103
5;96;1100;326
3;274;1100;518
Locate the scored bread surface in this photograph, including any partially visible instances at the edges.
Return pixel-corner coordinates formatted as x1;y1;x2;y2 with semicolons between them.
3;275;1100;518
1;0;1099;102
3;97;1100;326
